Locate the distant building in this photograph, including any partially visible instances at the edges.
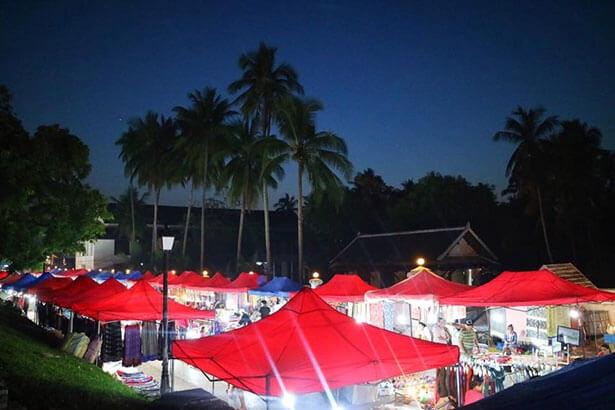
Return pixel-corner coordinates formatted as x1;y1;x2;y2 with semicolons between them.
79;204;298;276
329;223;499;286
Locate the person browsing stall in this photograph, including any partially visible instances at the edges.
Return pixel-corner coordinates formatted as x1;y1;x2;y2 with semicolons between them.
259;299;271;319
464;375;485;404
503;324;518;354
458;319;479;356
432;317;452;344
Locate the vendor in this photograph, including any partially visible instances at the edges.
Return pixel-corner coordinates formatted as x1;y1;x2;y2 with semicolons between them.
458;319;479;356
464;375;485;405
502;324;518;354
432;317;452;345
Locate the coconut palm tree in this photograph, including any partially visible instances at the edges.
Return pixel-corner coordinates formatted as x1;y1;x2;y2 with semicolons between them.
493;106;559;262
116;111;178;265
276;96;353;280
222;116;287;271
173;88;236;271
110;185;148;257
228;42;304;274
274;193;297;213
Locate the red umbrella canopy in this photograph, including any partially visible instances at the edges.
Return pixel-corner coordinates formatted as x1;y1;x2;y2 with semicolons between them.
314;274;378;302
72;280;214;321
190;272;231;291
173;287;459;397
440;269;615;307
63;278;127;310
366;266;472;302
48;276;99;307
217;272;266;293
28;277;73;301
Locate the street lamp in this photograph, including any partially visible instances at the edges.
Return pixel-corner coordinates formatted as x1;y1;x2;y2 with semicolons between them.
160;234;175;395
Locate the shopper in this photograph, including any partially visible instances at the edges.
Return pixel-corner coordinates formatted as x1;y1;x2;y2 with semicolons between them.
259;299;271;319
418;321;432;341
464;375;485;405
502;324;518;354
432;317;452;344
458;319;479;356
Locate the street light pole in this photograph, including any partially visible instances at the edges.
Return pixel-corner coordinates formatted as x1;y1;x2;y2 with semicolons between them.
160;235;175;395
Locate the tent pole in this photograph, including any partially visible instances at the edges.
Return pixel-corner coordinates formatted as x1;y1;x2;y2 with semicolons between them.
266;375;270;410
68;311;74;334
409;303;413;337
171;358;175;391
456;365;463;406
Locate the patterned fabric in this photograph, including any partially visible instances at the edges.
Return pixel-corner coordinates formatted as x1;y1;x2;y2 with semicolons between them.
383;302;394;331
72;334;90;358
141;321;159;362
123;324;142;367
459;329;476;354
83;337;102;363
102;321;122;362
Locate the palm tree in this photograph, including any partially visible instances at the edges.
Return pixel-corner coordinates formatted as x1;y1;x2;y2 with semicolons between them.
228;42;304;274
274;193;297;213
110;185;148;257
493;106;559;262
223;117;287;271
276;96;353;280
174;88;236;271
116;111;178;265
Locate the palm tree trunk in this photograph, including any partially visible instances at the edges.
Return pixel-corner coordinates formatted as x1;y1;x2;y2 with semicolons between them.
297;163;304;283
263;181;271;276
536;185;554;263
182;184;194;256
151;187;160;268
236;195;246;272
129;185;136;256
200;153;208;272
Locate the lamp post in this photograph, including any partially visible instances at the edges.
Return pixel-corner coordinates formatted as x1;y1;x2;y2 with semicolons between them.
160;234;175;395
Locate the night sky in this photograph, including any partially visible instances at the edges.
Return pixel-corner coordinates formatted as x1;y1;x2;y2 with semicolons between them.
2;1;613;206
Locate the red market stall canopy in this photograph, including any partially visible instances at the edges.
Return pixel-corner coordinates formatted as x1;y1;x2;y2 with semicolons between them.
27;277;73;301
48;276;99;307
0;273;22;286
60;278;127;310
188;272;231;291
216;272;266;293
72;280;215;321
365;266;472;303
440;269;615;307
170;271;207;289
314;274;378;302
150;272;182;286
53;268;89;278
173;287;459;397
0;271;9;281
140;271;156;282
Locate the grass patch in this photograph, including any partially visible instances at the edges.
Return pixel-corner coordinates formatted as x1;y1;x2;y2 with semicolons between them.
0;302;149;410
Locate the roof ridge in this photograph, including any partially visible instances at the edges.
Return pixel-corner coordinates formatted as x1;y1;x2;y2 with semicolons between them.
357;227;466;239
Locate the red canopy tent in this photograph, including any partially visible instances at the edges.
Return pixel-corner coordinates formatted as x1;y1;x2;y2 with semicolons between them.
150;271;182;286
313;274;378;302
0;271;9;281
59;278;127;310
0;273;22;285
53;268;89;278
217;272;266;293
140;271;156;282
189;272;231;291
170;271;206;289
365;266;472;302
47;276;99;307
173;287;459;397
72;280;215;321
440;269;615;307
27;277;73;301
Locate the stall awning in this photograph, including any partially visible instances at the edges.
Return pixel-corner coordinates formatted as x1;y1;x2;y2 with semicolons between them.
440;269;615;307
216;272;266;293
61;278;127;310
173;287;459;397
313;274;378;302
248;276;303;297
48;276;99;307
72;280;214;321
188;272;231;291
365;266;472;302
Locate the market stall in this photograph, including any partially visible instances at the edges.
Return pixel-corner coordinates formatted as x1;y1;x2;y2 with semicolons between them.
173;287;459;408
311;273;378;321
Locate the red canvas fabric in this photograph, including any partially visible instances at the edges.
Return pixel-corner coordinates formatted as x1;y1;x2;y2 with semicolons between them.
189;272;231;291
62;278;127;310
365;267;472;302
313;274;378;302
170;271;208;289
72;280;214;321
440;269;615;307
217;272;265;293
53;268;89;278
140;271;156;282
48;276;99;307
150;272;182;286
0;273;21;285
0;271;9;281
28;277;73;301
173;288;459;396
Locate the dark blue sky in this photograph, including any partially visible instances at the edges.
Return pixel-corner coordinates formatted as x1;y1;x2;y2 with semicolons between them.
2;1;613;206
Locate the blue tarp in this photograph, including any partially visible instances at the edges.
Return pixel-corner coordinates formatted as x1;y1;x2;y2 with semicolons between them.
463;354;615;409
7;272;52;291
125;270;143;281
248;276;303;297
87;271;113;282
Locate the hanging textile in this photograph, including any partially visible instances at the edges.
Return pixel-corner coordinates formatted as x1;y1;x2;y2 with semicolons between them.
123;324;142;367
141;321;159;362
101;321;122;362
158;321;177;358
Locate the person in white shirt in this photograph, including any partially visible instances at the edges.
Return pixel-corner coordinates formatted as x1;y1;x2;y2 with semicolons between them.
432;317;452;344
